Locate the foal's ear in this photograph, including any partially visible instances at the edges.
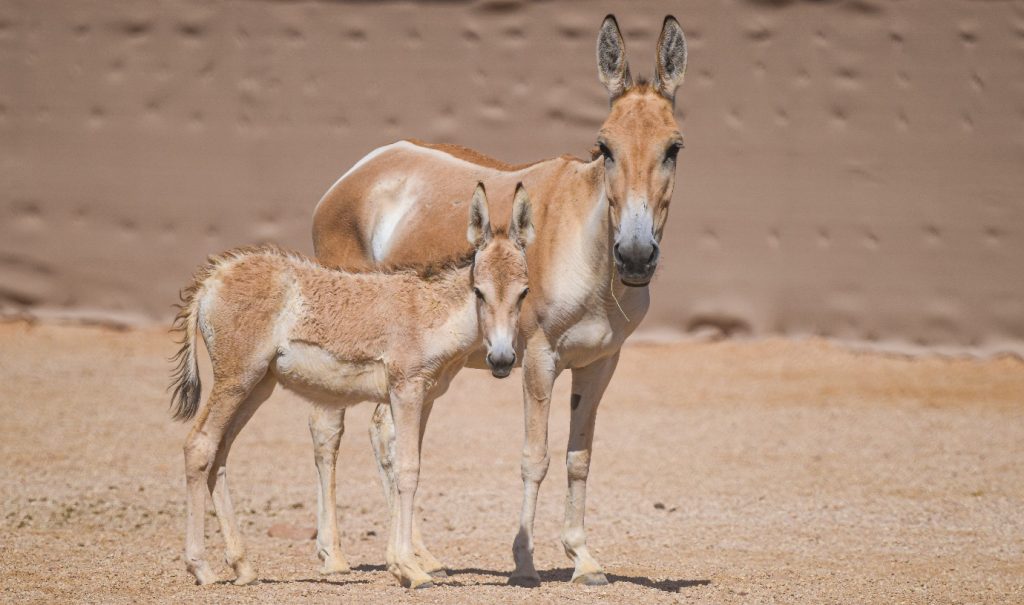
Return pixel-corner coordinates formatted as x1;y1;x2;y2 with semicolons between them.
466;182;493;248
508;183;535;249
597;14;633;102
654;15;687;104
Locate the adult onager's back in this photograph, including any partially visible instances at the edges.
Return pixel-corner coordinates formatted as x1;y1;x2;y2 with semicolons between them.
311;15;688;586
172;184;535;588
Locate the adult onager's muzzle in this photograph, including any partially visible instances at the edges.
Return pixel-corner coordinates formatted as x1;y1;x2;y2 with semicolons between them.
613;210;660;286
485;343;516;378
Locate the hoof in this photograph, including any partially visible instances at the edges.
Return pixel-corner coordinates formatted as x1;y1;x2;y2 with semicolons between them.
572;572;609;586
428;568;448;579
508;574;541;588
233;562;258;586
402;577;434;590
189;562;218;586
233;573;258;586
397;569;436;590
320;559;352;575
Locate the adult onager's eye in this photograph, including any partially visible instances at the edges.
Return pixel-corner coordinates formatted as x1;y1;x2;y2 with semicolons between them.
518;287;530;302
474;287;485;302
598;141;614;163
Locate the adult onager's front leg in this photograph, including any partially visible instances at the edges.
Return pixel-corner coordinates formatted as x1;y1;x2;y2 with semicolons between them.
562;352;619;585
309;405;351;575
508;343;558;587
387;381;435;589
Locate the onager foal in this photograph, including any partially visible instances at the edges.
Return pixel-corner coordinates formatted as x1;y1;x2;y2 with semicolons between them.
170;183;534;589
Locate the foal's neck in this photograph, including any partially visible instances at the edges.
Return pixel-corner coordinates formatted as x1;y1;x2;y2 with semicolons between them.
415;263;478;327
413;263;482;356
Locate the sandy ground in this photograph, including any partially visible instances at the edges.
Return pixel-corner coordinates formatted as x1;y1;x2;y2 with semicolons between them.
0;321;1022;604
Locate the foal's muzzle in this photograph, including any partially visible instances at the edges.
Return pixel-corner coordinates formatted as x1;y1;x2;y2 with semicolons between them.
486;350;515;379
613;238;660;287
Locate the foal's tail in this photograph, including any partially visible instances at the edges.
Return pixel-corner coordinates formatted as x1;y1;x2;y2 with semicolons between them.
169;282;203;422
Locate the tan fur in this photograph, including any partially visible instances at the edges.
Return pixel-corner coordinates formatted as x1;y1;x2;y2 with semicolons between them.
309;15;688;586
173;187;532;588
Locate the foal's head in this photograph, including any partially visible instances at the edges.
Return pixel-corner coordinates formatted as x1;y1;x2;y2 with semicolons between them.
466;182;534;378
595;15;687;287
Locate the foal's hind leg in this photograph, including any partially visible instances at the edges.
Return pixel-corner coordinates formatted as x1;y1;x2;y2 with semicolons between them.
309;404;351;575
370;402;446;577
208;374;276;585
183;381;253;585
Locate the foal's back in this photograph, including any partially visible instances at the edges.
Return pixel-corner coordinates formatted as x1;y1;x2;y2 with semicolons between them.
190;246;477;405
195;247;392;360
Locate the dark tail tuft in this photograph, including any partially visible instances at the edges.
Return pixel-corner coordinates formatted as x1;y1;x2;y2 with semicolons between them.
168;288;201;422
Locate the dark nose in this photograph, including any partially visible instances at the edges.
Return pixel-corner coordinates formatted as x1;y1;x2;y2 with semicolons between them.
613;240;659;284
486;351;516;378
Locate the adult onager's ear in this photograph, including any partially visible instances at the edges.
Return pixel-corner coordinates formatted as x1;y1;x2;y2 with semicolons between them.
597;14;633;101
508;182;535;249
467;182;493;248
654;15;687;104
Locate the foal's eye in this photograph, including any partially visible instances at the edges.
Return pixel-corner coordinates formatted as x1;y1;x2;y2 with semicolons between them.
664;141;683;164
473;287;485;302
518;287;530;302
598;141;613;163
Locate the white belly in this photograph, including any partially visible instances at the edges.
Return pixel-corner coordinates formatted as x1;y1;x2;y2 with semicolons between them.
273;342;389;406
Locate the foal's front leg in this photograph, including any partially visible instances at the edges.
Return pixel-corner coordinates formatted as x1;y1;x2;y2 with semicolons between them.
309;405;351;574
369;402;446;577
387;381;434;589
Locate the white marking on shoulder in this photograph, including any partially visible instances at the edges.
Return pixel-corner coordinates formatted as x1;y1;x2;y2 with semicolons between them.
314;141;406;215
369;176;419;262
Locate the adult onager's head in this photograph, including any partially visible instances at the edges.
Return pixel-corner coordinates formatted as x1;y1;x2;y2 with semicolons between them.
467;182;534;378
596;15;687;286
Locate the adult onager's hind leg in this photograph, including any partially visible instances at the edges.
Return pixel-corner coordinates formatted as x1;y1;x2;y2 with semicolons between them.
509;346;558;587
309;405;351;575
183;375;269;585
562;353;619;585
368;402;446;577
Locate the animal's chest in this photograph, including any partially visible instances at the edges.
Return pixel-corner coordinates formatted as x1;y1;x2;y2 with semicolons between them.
550;287;650;369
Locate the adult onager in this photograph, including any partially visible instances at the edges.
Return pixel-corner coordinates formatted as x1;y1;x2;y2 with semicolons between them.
171;184;535;589
311;15;687;586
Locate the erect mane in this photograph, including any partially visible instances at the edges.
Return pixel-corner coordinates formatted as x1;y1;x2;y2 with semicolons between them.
590;78;665;160
377;247;477;280
210;243;480;280
406;139;586;172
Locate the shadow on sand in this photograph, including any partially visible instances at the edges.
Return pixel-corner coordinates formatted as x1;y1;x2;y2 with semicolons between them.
235;566;709;592
251;577;371;587
434;566;711;593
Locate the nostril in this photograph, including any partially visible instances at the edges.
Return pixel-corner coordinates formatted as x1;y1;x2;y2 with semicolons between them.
486;353;493;367
613;242;623;263
648;244;660;265
510;352;517;365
